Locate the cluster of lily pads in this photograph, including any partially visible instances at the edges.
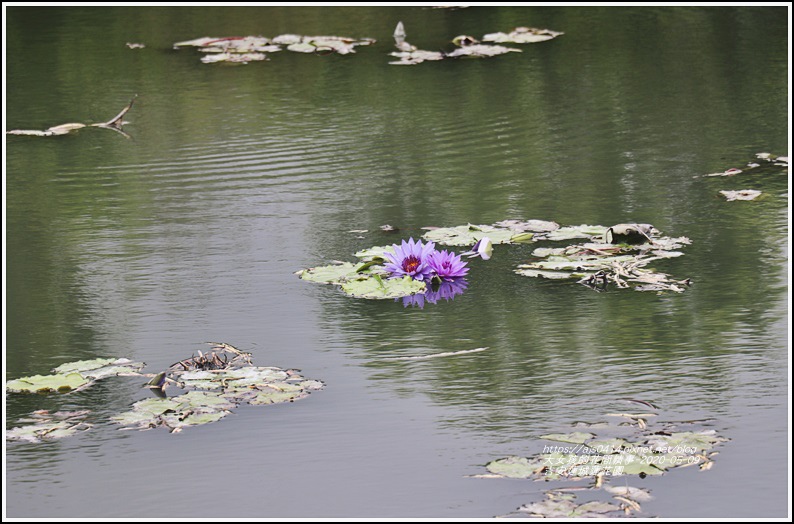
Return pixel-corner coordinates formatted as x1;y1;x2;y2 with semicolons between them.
6;343;324;440
703;151;789;202
390;22;563;65
173;34;376;64
170;21;563;66
298;220;692;304
473;406;728;518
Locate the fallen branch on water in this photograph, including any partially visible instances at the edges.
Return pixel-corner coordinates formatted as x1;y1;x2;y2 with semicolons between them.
6;95;137;138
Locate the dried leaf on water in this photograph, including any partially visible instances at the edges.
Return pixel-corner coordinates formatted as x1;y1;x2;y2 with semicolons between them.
719;189;763;201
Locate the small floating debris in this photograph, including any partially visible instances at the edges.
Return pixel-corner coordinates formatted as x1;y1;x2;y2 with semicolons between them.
719;189;762;201
125;42;145;49
702;151;789;177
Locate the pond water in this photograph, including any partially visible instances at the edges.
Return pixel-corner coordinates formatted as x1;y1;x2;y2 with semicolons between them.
4;5;790;519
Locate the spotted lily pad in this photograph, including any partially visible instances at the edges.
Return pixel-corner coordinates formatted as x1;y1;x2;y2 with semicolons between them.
6;372;90;394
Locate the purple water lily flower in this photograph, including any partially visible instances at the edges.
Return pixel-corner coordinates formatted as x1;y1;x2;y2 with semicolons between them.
383;237;437;281
427;249;469;281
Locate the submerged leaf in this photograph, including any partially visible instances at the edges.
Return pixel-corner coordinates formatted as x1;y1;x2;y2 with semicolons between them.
541;431;596;444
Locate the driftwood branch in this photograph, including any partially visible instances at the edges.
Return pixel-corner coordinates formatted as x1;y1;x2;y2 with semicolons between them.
7;95;137;138
91;94;137;130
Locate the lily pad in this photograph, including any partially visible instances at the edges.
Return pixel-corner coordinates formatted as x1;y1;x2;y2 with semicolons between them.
483;26;564;44
446;43;522;58
485;455;546;479
6;410;93;443
176;33;375;64
422;224;525;247
389;49;446;65
297;262;359;284
516;225;692;293
6;372;90;394
517;497;623;518
341;275;426;299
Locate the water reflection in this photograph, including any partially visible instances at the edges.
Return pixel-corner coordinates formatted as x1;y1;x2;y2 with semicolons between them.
399;278;468;309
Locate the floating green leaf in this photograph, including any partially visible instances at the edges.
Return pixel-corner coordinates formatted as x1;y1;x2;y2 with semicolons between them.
516;226;692;293
297;262;359;284
341;275;426;299
8;357;146;394
422;224;521;247
6;373;90;393
485;456;546;479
